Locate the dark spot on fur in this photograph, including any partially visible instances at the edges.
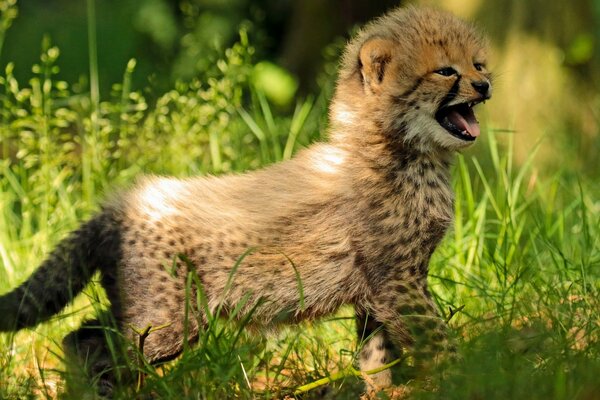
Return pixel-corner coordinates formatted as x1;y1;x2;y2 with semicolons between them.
408;290;421;301
412;305;426;314
424;319;440;330
409;264;419;276
426;179;438;188
412;324;426;337
361;347;372;360
396;284;409;294
156;294;170;305
398;305;414;315
174;292;185;303
382;242;398;255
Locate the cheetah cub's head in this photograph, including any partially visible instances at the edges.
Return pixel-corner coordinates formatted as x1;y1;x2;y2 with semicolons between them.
335;7;492;152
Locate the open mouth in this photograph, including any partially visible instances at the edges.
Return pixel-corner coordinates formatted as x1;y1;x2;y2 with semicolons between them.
435;100;483;141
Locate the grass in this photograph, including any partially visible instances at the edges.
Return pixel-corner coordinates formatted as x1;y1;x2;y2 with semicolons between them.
1;2;599;399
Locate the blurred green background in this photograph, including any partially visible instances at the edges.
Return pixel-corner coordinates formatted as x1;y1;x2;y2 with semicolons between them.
2;0;598;177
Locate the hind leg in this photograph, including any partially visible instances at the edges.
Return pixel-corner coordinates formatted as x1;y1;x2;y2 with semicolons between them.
62;313;130;397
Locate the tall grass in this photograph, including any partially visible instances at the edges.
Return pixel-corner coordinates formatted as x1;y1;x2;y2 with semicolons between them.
423;132;600;399
0;2;598;399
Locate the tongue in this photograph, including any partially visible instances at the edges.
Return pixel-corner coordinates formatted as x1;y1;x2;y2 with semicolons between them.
446;108;480;138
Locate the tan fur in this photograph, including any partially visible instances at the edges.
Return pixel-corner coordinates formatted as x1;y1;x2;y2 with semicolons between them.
0;6;491;395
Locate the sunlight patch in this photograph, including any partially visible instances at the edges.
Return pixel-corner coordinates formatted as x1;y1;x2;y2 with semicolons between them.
333;104;356;126
312;148;346;174
138;179;185;221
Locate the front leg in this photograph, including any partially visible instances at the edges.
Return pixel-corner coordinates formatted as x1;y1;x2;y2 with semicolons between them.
372;278;451;367
355;308;394;392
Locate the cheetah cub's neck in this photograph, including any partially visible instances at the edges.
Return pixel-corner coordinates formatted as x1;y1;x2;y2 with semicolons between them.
322;6;491;287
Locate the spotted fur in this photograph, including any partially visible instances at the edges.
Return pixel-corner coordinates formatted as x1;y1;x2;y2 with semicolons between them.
0;6;491;395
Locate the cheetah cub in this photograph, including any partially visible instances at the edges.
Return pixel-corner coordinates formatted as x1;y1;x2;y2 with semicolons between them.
0;6;491;395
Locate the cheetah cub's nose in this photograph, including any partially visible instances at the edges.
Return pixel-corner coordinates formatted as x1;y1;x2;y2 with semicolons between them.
471;81;490;97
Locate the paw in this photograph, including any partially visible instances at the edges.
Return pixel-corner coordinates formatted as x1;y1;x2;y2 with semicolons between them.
360;384;412;400
361;369;392;396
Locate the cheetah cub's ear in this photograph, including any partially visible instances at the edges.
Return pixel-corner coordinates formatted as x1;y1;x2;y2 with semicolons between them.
359;37;394;94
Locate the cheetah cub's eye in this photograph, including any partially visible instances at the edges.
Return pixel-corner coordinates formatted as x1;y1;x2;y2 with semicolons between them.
434;67;458;77
473;63;485;71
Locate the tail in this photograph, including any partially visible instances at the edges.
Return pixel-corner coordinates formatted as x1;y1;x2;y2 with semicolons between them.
0;209;123;331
